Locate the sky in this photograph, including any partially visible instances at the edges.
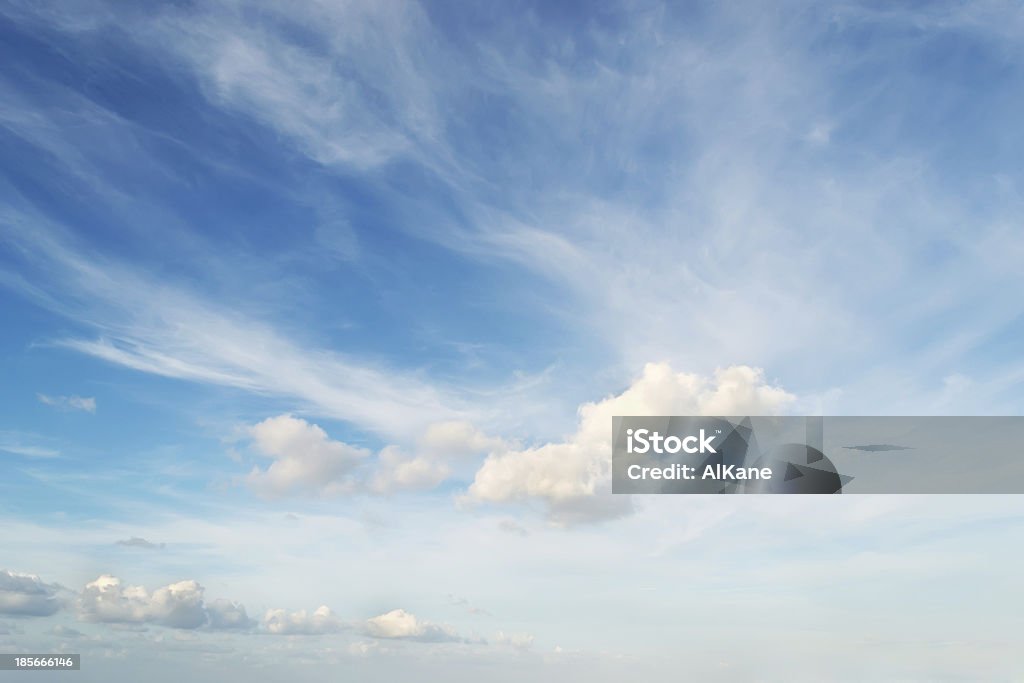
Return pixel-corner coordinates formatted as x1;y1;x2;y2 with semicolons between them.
1;0;1023;680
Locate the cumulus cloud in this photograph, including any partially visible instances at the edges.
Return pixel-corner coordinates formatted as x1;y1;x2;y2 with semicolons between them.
0;570;62;616
79;576;206;628
77;576;248;630
37;393;96;413
244;415;508;496
206;599;254;630
419;421;507;458
246;414;370;497
262;606;343;635
364;609;460;642
467;363;795;524
372;420;509;493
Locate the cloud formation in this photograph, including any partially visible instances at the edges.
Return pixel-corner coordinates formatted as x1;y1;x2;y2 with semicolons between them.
262;606;343;635
246;414;370;498
467;363;795;523
0;570;62;617
363;609;460;642
371;421;507;493
245;415;508;497
77;575;251;630
37;393;96;413
79;576;206;628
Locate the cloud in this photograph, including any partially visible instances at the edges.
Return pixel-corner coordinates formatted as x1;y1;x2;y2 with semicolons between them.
37;393;96;413
206;599;254;630
0;444;59;458
262;606;343;635
79;576;206;629
370;445;451;494
77;575;248;630
496;630;535;651
466;363;795;524
1;222;471;441
246;414;370;497
0;570;62;616
115;537;165;550
363;609;460;642
419;421;508;458
244;414;510;496
371;421;506;493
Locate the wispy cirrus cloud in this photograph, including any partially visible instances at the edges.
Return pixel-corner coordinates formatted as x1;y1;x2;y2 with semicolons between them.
38;393;96;413
1;217;472;440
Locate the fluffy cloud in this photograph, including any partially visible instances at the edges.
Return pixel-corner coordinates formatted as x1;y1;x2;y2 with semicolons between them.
0;570;62;616
467;364;795;523
363;608;460;642
246;414;370;497
262;606;343;635
418;421;507;458
371;421;505;493
206;599;254;630
370;445;450;493
78;576;249;630
79;576;206;628
37;393;96;413
245;415;508;496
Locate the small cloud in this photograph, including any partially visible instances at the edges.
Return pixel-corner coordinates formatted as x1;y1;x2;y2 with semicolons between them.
37;394;96;413
496;630;534;651
262;606;343;635
364;609;460;642
0;443;59;458
842;444;914;452
448;594;491;617
115;537;166;550
806;122;832;145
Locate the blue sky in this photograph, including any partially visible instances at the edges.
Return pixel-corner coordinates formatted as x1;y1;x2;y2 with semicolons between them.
1;0;1024;680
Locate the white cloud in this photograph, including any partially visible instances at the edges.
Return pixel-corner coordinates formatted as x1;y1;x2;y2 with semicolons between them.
496;630;535;651
245;415;509;496
205;599;253;630
467;363;795;524
0;569;62;616
246;414;369;498
262;606;342;635
370;445;450;494
77;575;241;630
1;221;471;440
37;393;96;413
0;443;59;459
418;421;507;458
363;608;460;642
371;421;506;493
